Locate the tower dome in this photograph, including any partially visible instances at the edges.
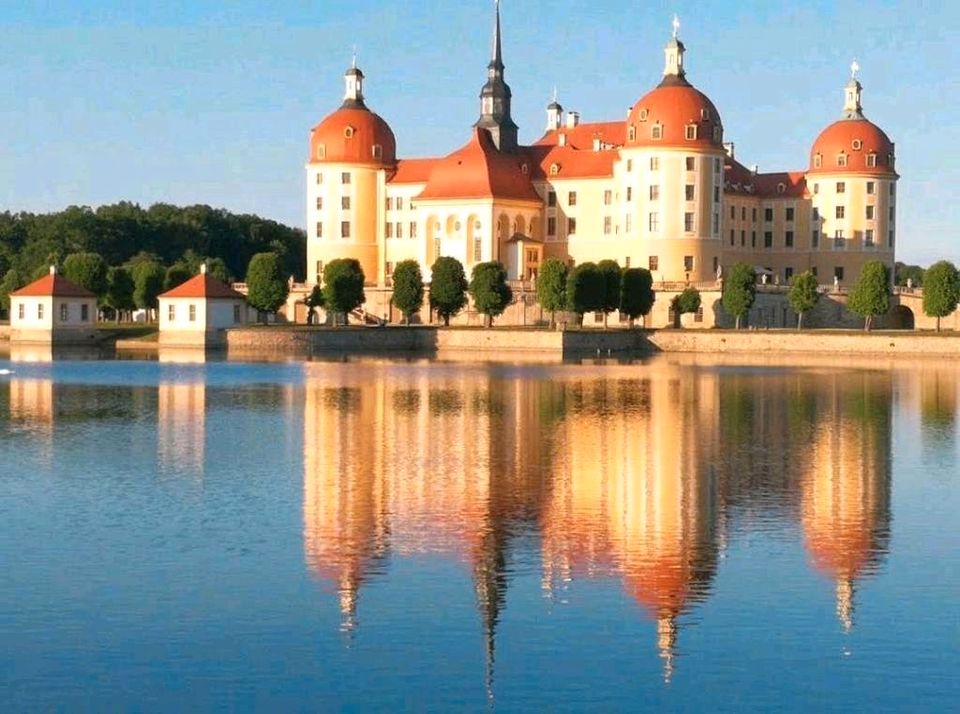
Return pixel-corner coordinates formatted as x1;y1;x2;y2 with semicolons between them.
309;63;397;166
809;63;895;176
625;18;723;149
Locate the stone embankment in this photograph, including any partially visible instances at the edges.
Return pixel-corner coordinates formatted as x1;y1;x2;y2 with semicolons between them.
646;330;960;356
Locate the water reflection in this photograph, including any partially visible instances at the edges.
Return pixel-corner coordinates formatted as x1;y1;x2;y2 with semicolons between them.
301;361;901;691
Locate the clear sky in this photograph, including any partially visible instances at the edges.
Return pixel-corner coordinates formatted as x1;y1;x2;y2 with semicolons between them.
1;0;957;264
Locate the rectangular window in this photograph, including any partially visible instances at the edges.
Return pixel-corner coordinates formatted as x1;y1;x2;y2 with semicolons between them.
626;187;633;201
836;181;846;193
650;157;660;170
866;181;876;195
568;191;577;206
386;223;393;239
785;231;794;248
81;304;89;322
866;154;877;168
651;125;663;140
764;231;773;248
316;197;323;210
547;217;556;236
396;222;403;239
316;222;322;238
685;157;696;171
764;207;774;222
625;257;631;268
341;196;351;210
60;304;68;322
567;218;577;235
604;217;612;235
752;208;758;221
866;205;875;220
410;222;418;238
834;230;845;249
316;173;323;185
889;206;896;221
751;231;757;248
812;230;820;248
715;158;722;173
397;198;403;210
836;206;845;219
18;303;24;320
604;190;612;206
386;261;394;277
741;207;746;221
649;256;659;271
684;256;694;272
730;229;735;246
168;304;175;321
714;186;720;202
38;304;44;320
785;207;795;222
341;172;351;185
233;304;242;324
811;267;818;278
547;191;557;207
649;212;659;232
713;212;719;234
785;267;794;282
685;125;698;140
386;197;394;211
813;183;820;194
740;230;745;246
888;229;895;247
189;304;197;322
625;214;632;233
730;205;735;219
685;185;695;201
835;267;845;281
341;221;351;238
694;307;704;323
315;261;323;283
812;207;820;222
890;184;896;197
649;185;660;200
626;159;633;172
474;238;483;262
684;213;695;232
865;229;875;247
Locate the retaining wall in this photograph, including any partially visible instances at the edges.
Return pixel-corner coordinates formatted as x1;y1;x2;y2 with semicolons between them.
646;330;960;356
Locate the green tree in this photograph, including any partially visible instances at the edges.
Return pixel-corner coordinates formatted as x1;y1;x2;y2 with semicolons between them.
619;268;655;327
596;259;622;328
205;257;231;284
536;258;568;328
131;260;166;318
322;258;366;326
304;284;325;325
430;257;468;326
391;260;425;325
722;262;757;329
164;263;193;291
894;261;925;288
0;269;25;315
566;262;604;325
847;260;891;331
671;287;702;328
922;260;960;331
788;271;820;329
246;252;290;321
62;252;109;301
469;261;513;327
105;266;135;322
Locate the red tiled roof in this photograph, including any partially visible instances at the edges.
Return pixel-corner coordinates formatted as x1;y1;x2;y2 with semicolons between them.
159;273;245;300
626;79;723;150
723;158;808;198
389;158;439;184
417;128;541;203
534;120;626;149
809;118;895;176
309;106;397;167
11;273;95;298
525;144;617;180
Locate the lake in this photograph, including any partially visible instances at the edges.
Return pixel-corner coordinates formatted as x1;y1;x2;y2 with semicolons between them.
1;348;958;711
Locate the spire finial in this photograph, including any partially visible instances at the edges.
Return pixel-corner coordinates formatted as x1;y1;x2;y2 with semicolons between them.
850;58;860;80
552;85;558;103
352;45;358;69
672;14;681;39
491;0;503;70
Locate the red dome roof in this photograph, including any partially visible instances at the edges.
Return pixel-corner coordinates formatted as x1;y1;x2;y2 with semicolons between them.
809;118;895;175
625;78;723;150
309;106;396;167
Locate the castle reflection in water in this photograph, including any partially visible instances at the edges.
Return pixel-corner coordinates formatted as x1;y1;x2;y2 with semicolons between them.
301;359;907;683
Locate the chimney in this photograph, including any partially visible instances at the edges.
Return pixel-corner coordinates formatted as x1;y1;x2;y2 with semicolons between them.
566;111;580;129
200;262;208;275
558;133;567;147
592;137;601;152
750;164;759;175
50;265;57;276
724;142;735;159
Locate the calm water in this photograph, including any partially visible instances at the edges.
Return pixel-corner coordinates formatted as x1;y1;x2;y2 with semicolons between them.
1;348;958;712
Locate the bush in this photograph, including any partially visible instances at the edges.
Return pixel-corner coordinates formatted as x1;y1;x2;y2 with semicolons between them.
469;261;513;327
322;259;366;325
620;268;655;327
430;257;468;326
671;287;701;328
392;260;425;324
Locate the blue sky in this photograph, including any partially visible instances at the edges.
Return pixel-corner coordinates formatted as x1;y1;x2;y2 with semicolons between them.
0;0;957;264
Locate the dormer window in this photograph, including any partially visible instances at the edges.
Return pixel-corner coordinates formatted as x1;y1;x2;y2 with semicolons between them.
888;153;895;169
685;125;698;140
316;145;326;160
638;108;649;121
814;153;822;169
651;124;663;140
700;108;710;121
777;183;786;194
852;139;863;151
549;163;560;176
628;126;637;142
521;163;529;175
372;144;382;160
866;153;877;168
837;153;848;168
713;125;722;143
344;126;355;139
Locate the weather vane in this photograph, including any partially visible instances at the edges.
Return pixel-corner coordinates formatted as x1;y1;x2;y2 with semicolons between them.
352;45;358;68
851;59;860;80
672;14;681;39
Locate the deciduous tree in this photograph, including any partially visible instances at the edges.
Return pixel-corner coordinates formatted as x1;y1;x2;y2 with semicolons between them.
246;252;290;321
619;268;655;327
596;259;622;328
788;271;819;329
722;262;757;329
391;260;425;325
566;262;603;325
131;260;166;319
536;258;568;328
105;266;135;322
469;261;513;327
671;287;702;328
847;260;891;331
322;258;365;326
922;260;960;332
430;257;468;326
62;252;109;300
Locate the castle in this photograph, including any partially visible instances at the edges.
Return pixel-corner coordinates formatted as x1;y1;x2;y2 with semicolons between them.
305;3;898;324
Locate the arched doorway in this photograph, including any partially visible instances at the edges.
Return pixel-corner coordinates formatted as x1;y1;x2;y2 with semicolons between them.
891;305;914;330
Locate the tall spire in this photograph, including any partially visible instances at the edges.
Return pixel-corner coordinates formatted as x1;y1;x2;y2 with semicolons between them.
662;15;688;84
475;0;519;152
842;59;864;119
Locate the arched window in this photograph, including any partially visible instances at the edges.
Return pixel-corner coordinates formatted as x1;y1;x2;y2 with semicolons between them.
651;124;663;140
316;145;326;160
343;126;355;139
549;163;560;176
372;144;382;159
628;125;637;142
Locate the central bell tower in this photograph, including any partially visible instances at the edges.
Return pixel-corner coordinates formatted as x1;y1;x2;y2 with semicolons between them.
475;0;519;152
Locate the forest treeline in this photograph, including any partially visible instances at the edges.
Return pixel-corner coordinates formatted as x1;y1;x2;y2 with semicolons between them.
0;202;305;286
